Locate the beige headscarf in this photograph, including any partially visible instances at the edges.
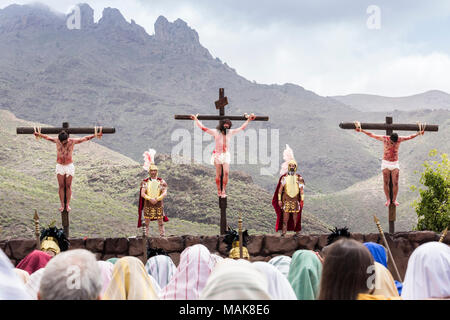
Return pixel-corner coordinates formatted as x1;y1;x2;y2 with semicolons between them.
103;256;159;300
372;262;400;298
200;259;271;300
372;262;399;297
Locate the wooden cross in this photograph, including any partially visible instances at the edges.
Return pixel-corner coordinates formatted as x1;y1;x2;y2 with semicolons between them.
339;116;438;233
17;122;115;238
175;88;269;234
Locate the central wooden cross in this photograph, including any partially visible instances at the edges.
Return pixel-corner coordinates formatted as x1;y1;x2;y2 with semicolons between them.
175;88;269;234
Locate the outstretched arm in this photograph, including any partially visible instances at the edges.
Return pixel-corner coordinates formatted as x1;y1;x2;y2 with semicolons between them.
72;133;102;144
230;113;256;135
356;128;385;142
34;132;57;143
398;130;424;142
190;114;216;135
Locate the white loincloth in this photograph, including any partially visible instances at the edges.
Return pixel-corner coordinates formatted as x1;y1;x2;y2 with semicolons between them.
210;151;231;165
55;163;75;176
381;160;399;171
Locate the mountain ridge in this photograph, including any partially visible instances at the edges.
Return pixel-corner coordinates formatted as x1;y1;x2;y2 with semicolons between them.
332;90;450;112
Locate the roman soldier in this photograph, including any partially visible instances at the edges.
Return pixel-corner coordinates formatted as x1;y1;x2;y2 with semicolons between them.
272;144;305;237
223;227;250;260
138;148;169;237
40;223;70;256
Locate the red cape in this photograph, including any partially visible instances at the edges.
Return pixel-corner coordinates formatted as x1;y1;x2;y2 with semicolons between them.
272;173;303;232
138;177;169;228
16;250;52;275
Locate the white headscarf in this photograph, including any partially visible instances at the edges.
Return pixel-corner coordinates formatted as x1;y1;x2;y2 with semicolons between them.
267;255;292;278
25;268;45;300
200;259;272;300
253;262;297;300
210;253;224;266
149;275;162;296
0;249;31;300
160;244;215;300
401;242;450;300
145;255;176;289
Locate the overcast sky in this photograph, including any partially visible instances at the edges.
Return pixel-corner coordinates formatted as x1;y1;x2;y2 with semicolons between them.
1;0;450;97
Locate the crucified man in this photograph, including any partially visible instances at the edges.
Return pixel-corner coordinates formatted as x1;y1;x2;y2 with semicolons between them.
355;127;424;207
34;130;102;212
190;113;256;198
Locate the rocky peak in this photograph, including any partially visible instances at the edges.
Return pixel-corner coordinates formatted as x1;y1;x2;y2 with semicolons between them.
95;7;150;43
98;7;129;28
0;3;64;33
154;15;211;57
77;3;94;28
154;15;198;43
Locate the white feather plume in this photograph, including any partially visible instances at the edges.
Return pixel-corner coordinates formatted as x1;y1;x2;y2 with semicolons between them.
142;148;157;171
283;144;295;162
280;144;296;175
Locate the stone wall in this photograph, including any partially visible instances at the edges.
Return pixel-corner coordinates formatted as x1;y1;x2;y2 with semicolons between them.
1;231;448;281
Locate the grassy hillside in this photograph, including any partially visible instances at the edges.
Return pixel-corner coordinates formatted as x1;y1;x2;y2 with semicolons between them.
0;109;330;239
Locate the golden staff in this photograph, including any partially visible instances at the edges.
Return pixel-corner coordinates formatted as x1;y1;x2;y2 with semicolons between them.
34;210;40;249
238;212;243;259
439;227;448;243
373;215;403;282
142;221;147;262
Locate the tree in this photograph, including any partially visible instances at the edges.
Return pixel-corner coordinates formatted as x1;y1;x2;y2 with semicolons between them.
410;149;449;232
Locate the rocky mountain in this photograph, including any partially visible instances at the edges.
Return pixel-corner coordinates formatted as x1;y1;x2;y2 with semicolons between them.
0;3;448;234
331;90;450;112
0;2;375;193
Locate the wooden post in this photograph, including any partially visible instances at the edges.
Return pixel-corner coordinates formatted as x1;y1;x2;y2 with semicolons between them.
238;212;243;259
385;117;396;233
175;88;269;235
61;122;70;237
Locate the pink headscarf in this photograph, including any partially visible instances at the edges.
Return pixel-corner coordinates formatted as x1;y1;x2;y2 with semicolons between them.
98;260;114;295
16;250;52;275
160;244;215;300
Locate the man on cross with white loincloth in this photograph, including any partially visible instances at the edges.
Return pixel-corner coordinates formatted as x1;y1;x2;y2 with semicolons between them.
34;130;102;212
190;113;256;198
355;125;424;207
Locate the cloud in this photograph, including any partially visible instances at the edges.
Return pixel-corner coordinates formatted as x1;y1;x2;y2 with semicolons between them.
1;0;449;96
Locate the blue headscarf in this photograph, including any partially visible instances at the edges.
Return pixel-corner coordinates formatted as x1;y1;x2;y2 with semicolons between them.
364;242;403;295
364;242;387;268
